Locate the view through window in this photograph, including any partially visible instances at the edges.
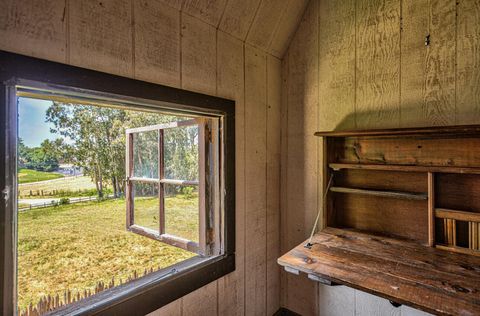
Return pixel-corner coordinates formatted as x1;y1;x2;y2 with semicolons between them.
17;96;216;315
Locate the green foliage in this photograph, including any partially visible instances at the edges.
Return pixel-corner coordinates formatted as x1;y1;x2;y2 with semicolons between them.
58;197;70;205
19;139;62;172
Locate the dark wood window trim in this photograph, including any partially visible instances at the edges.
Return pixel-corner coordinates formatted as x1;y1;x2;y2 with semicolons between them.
0;50;235;316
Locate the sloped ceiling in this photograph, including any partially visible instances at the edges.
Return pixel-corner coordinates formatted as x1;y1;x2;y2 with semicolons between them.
159;0;308;58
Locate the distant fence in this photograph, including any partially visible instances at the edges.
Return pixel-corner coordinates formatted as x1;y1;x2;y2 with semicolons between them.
18;195;116;212
18;188;97;198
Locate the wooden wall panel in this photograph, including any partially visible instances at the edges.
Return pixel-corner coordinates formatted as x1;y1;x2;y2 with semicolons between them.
69;0;132;76
0;0;66;63
247;0;288;52
283;0;319;315
218;0;260;41
401;0;456;126
269;0;308;58
216;31;245;316
134;0;180;87
457;0;480;124
244;45;267;316
181;282;217;316
266;55;282;315
182;0;227;27
180;13;216;95
355;0;400;129
146;300;181;316
318;0;356;131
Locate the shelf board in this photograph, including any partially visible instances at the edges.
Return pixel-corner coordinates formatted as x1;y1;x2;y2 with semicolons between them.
277;227;480;316
329;163;480;174
314;124;480;137
330;186;427;201
435;208;480;222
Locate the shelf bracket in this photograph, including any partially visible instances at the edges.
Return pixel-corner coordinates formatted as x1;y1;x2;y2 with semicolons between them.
308;274;339;286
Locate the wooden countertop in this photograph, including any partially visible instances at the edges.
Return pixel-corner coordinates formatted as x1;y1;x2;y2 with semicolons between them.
278;227;480;315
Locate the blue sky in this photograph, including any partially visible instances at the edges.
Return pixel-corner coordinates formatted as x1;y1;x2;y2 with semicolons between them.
18;97;59;147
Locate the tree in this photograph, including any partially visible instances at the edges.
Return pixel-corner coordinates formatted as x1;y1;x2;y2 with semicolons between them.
18;138;60;172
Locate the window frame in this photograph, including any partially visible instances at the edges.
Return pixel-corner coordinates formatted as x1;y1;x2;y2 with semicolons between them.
0;50;235;316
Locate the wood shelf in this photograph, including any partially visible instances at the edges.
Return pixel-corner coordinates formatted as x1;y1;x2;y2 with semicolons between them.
329;163;480;174
330;186;427;201
278;228;480;316
435;208;480;222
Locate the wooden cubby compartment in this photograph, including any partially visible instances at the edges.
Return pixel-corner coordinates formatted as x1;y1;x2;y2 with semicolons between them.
278;125;480;315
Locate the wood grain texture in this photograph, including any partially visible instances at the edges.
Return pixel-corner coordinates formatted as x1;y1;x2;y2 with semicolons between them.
216;31;245;316
244;44;267;316
269;0;308;58
355;0;400;129
181;282;217;316
181;0;227;27
134;0;180;87
246;0;288;52
0;0;66;62
283;1;319;315
318;0;356;131
69;0;132;76
401;0;455;127
180;13;216;95
218;0;260;41
266;55;282;316
146;300;181;316
457;0;480;124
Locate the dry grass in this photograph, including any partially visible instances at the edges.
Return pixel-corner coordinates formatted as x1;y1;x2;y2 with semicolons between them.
18;176;97;197
17;195;198;311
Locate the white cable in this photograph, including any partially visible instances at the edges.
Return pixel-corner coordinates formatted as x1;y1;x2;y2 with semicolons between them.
305;173;334;248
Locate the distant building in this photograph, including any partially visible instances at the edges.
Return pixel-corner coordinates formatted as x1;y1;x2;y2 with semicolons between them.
57;164;83;176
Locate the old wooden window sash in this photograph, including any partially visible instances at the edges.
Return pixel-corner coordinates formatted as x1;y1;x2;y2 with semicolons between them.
125;118;220;256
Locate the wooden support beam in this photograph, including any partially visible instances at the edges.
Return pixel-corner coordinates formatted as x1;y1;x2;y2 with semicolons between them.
428;172;435;247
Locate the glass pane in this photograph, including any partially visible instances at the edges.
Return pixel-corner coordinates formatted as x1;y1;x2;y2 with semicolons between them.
164;124;199;181
133;182;159;232
164;184;199;242
133;130;158;179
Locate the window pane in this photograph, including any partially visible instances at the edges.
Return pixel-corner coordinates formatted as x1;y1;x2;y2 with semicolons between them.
133;182;159;232
164;125;199;181
133;130;158;179
164;184;199;242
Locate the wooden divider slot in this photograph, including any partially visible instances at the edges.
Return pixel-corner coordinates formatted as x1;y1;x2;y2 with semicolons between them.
330;186;428;201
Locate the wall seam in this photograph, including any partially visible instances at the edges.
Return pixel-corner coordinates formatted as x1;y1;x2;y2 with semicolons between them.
399;0;403;127
65;0;70;64
454;0;458;124
131;0;136;79
179;12;183;88
244;0;264;42
243;42;247;316
354;0;358;129
265;52;269;316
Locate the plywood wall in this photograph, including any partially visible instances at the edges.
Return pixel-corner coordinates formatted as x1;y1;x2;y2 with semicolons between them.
281;0;480;315
0;0;309;315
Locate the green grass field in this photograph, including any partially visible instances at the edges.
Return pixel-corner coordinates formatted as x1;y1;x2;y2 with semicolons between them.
18;169;64;184
17;194;199;311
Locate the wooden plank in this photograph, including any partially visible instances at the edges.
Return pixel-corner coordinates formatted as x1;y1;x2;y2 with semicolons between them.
181;281;218;316
436;173;480;212
146;300;181;316
400;0;456;127
283;0;319;314
278;228;480;316
180;13;216;95
334;194;428;243
69;0;132;76
428;173;435;246
330;162;480;175
246;0;288;52
126;133;134;228
266;54;281;315
218;0;260;41
126;119;197;134
244;44;267;316
181;0;228;27
159;130;165;235
318;0;356;131
435;208;480;223
457;0;480;124
0;0;66;63
216;30;245;316
268;0;308;58
355;0;400;129
134;0;180;87
330;186;428;201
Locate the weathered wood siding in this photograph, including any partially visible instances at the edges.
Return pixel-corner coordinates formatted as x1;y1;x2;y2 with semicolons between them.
282;0;479;315
0;0;309;315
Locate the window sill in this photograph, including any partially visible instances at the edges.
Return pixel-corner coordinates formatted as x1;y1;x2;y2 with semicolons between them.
50;254;235;316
